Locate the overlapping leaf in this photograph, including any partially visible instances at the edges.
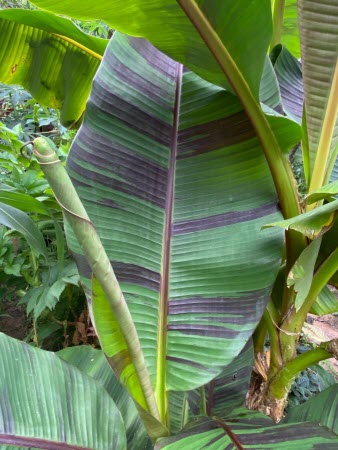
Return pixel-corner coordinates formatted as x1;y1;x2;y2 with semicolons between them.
0;9;107;125
298;0;338;180
306;181;338;204
58;346;152;450
64;32;301;399
259;56;282;111
0;333;126;450
155;408;338;449
274;46;303;123
188;340;254;418
285;384;338;434
264;200;338;238
32;0;272;98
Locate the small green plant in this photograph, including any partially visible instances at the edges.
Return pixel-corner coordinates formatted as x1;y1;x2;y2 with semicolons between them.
0;91;85;347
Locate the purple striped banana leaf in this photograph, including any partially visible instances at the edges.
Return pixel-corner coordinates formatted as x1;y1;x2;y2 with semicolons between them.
187;340;254;420
155;409;338;449
298;0;338;182
169;340;254;434
65;32;300;406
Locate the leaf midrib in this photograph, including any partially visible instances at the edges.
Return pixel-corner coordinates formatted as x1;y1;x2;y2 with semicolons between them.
155;63;183;423
0;434;92;450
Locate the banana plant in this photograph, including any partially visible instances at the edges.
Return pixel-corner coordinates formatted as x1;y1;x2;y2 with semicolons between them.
1;0;338;448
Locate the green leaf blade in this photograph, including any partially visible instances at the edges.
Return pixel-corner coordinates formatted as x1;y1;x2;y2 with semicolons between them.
65;33;285;397
0;9;107;125
31;0;272;97
0;333;126;450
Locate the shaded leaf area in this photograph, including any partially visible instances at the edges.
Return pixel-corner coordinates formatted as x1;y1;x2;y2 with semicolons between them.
188;340;254;418
168;391;190;435
64;32;300;393
282;0;300;57
285;384;338;435
0;9;108;125
264;199;338;239
155;408;338;449
298;0;338;177
32;0;273;98
274;45;303;123
272;44;338;184
0;333;126;450
58;346;152;450
331;156;338;183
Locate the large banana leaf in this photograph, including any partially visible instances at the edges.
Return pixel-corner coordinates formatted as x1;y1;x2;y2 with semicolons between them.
155;408;338;449
58;346;151;450
31;0;272;99
64;32;300;405
0;333;126;450
298;0;338;182
0;9;107;125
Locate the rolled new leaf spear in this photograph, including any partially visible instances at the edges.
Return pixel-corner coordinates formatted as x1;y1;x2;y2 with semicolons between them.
32;137;160;422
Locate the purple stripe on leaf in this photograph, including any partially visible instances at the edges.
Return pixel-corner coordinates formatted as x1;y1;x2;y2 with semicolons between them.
177;111;255;159
166;356;207;370
90;85;173;147
169;292;269;315
73;254;160;292
129;37;178;79
173;202;279;234
167;323;241;338
68;149;168;209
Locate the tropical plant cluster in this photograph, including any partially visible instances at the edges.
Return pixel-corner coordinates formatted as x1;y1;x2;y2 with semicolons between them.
0;0;338;449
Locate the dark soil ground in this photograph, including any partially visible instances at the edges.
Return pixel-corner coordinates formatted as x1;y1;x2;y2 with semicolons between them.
0;300;28;340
